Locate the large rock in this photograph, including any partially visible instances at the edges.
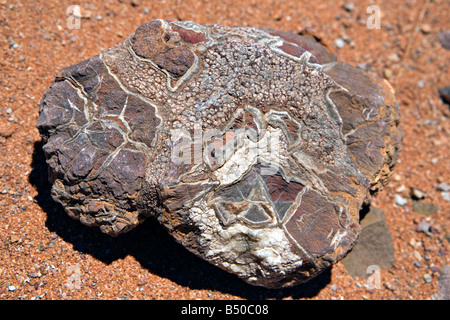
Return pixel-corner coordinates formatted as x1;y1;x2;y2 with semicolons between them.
37;20;402;288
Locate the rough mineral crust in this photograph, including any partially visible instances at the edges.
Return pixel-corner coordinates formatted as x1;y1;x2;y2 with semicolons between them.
37;19;402;288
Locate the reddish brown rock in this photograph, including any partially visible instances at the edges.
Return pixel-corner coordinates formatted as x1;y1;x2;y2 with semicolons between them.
131;20;196;78
37;20;402;288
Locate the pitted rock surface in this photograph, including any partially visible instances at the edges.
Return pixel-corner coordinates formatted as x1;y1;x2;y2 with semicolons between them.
37;20;402;288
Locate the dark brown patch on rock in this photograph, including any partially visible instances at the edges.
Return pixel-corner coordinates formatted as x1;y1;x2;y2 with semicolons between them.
131;20;195;78
37;80;87;135
285;189;342;257
124;94;160;148
86;122;125;151
95;72;128;116
96;149;145;200
55;55;106;104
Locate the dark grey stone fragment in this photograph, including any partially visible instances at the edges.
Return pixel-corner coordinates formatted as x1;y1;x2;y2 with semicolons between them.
342;207;395;278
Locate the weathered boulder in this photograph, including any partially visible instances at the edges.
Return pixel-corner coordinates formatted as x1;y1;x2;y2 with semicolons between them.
37;20;402;288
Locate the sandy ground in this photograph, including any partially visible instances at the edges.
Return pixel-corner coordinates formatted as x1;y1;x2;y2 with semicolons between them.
0;0;449;300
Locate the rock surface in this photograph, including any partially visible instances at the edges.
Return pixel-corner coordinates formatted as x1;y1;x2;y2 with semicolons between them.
37;20;402;288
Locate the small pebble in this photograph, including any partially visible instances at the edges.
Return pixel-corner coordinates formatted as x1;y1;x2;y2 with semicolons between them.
416;219;430;233
8;285;16;291
395;194;407;206
389;53;400;62
330;284;337;291
437;182;450;192
437;31;450;50
418;80;425;88
6;108;12;114
383;68;393;80
410;187;427;200
413;261;421;268
335;38;345;49
342;2;355;12
438;86;450;105
357;63;369;70
430;224;442;234
420;24;432;34
423;274;432;283
441;192;450;202
430;266;440;273
413;250;422;261
383;282;397;291
28;272;42;278
42;32;52;40
9;38;19;49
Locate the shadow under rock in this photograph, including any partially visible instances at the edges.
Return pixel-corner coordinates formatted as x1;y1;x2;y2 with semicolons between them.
29;140;331;299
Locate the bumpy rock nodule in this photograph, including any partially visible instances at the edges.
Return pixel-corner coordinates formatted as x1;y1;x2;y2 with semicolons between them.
37;20;402;288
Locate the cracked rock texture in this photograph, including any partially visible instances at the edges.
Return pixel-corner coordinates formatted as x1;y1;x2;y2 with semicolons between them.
37;20;402;288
